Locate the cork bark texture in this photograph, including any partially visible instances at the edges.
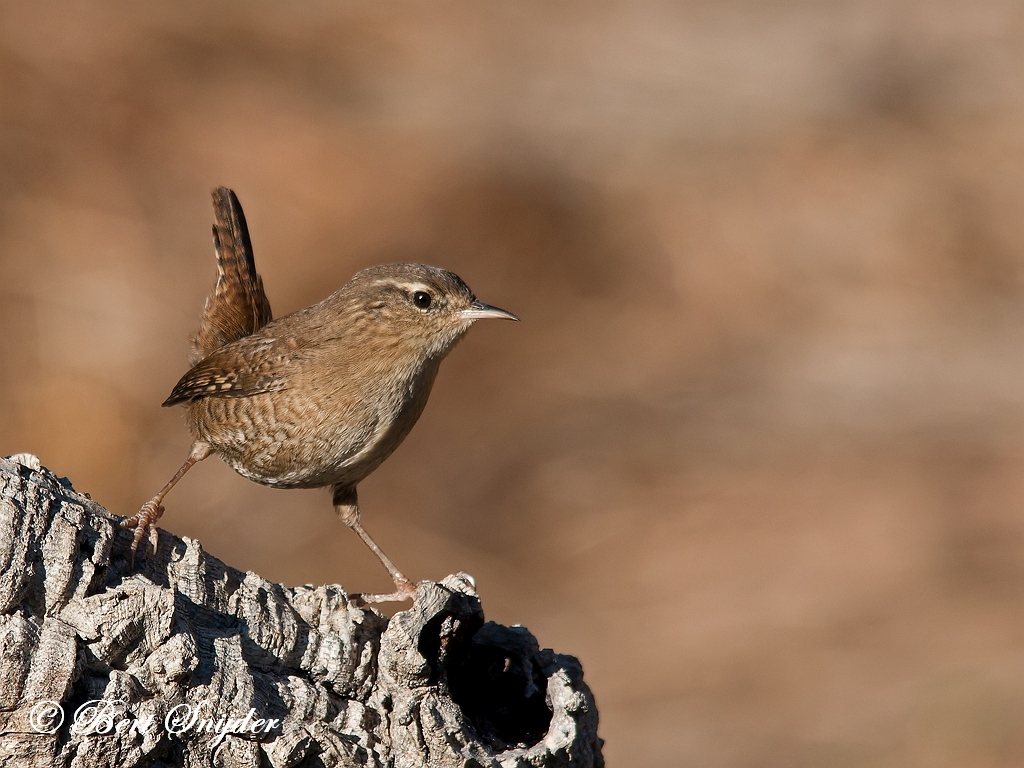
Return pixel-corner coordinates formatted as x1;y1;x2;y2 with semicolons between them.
0;455;603;768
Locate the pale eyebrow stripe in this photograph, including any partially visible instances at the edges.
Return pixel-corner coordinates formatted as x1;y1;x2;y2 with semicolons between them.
371;280;434;293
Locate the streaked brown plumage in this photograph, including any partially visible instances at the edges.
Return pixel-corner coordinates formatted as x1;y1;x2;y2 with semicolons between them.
122;187;518;603
191;187;273;364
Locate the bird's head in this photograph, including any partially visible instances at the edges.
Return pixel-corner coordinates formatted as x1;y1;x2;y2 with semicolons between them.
338;263;518;360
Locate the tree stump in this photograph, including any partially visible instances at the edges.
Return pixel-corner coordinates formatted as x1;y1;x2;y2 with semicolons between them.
0;454;603;767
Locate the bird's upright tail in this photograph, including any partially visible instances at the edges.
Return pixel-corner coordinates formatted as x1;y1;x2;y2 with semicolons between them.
190;187;274;364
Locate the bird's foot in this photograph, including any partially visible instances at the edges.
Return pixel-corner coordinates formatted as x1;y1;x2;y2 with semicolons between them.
120;498;164;566
350;577;417;606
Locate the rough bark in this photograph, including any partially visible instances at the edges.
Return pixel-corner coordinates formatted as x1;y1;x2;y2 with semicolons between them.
0;454;603;768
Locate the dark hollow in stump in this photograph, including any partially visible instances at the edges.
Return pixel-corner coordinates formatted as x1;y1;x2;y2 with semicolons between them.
0;455;603;768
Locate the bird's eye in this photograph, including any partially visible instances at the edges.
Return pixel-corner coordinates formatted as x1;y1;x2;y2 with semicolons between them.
412;291;432;309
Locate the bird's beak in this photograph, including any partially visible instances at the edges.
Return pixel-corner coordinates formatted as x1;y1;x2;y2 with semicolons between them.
461;300;520;321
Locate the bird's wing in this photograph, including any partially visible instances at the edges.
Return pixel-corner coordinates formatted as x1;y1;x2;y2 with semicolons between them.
190;187;274;364
164;334;310;406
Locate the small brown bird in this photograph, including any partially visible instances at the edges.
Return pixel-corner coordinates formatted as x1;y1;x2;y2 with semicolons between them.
122;187;518;603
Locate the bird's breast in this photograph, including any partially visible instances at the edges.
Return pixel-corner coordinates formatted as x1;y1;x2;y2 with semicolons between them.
185;354;441;489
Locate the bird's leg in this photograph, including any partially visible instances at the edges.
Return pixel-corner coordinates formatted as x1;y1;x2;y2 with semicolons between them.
333;484;416;605
122;442;212;563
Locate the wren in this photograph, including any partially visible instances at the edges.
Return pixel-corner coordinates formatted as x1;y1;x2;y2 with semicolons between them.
122;187;518;603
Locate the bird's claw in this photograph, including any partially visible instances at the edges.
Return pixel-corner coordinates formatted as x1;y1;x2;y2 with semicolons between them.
120;498;164;566
349;578;417;607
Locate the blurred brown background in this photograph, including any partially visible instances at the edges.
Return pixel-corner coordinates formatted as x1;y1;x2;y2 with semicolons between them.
3;1;1024;765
